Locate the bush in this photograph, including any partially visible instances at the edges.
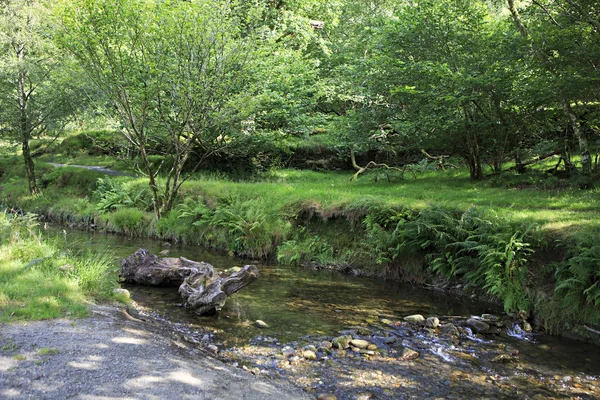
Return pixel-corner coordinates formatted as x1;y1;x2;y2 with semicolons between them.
364;206;537;313
94;177;152;213
55;130;126;156
108;207;154;237
41;167;105;195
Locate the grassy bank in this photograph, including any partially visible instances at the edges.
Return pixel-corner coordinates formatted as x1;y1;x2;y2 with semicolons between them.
0;211;120;321
1;154;599;340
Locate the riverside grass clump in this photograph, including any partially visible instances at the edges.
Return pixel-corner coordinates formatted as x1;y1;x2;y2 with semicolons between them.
0;212;119;321
1;165;600;337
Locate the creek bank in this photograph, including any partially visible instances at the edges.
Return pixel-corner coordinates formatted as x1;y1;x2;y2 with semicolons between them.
0;305;310;400
2;203;597;344
125;300;600;400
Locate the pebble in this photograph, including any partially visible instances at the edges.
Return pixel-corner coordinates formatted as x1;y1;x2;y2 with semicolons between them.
403;314;425;323
253;320;269;328
317;394;337;400
401;348;419;360
426;317;440;328
332;335;351;349
303;350;317;360
206;345;219;354
349;339;369;349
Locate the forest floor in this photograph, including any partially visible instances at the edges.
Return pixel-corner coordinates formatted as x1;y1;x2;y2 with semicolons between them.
0;305;311;400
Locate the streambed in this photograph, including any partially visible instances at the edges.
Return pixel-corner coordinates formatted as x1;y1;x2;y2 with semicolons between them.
47;226;600;399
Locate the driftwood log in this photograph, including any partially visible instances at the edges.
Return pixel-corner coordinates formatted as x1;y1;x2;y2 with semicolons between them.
179;265;260;315
120;248;215;286
120;249;259;315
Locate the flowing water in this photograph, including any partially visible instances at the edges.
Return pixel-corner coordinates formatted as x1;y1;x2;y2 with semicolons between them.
46;225;600;399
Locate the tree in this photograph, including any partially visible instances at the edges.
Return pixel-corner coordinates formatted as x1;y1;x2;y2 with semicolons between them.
506;0;600;175
57;0;260;218
0;0;81;194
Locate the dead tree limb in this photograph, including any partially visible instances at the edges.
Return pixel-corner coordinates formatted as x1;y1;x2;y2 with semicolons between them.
350;148;404;181
179;265;259;315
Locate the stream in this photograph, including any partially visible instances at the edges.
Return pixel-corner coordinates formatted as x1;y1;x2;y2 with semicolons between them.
46;225;600;399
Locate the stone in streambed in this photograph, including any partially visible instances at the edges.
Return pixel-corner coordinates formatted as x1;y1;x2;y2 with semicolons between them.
332;335;352;349
302;350;317;360
467;318;490;333
403;314;425;323
522;321;533;332
401;348;419;360
253;320;269;328
317;394;337;400
426;317;440;328
491;354;515;363
349;339;370;349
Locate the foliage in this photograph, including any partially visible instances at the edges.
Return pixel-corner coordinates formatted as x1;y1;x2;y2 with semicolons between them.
0;211;118;321
93;177;151;213
365;206;536;312
56;0;263;217
107;208;154;238
0;0;89;194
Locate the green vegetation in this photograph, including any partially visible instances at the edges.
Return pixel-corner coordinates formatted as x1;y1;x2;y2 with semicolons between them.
38;347;60;356
1;158;599;337
0;0;598;337
0;211;119;321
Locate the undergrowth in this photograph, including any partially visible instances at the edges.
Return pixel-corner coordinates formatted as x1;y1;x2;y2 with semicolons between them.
1;163;599;337
0;211;119;321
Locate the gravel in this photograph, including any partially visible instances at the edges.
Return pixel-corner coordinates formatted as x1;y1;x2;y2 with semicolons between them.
0;305;311;399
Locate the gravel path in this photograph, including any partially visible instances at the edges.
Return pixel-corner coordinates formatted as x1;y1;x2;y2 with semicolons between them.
0;306;311;400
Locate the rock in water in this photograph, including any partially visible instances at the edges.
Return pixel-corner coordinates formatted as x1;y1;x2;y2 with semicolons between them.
120;248;214;286
332;335;352;349
466;318;490;333
253;320;269;328
401;348;419;360
403;314;425;323
426;317;440;328
349;339;370;349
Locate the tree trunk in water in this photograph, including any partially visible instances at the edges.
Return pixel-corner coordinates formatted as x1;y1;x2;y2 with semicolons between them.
120;248;215;286
179;265;260;315
17;47;39;195
562;100;591;175
120;249;259;315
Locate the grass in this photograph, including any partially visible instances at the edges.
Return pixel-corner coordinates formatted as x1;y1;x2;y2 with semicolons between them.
0;212;120;322
1;147;599;337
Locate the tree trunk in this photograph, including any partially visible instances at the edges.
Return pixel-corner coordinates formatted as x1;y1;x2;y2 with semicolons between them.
562;100;591;175
17;47;39;195
179;265;260;315
120;248;215;286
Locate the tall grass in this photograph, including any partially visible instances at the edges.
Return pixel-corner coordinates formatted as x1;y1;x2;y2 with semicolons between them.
0;212;119;321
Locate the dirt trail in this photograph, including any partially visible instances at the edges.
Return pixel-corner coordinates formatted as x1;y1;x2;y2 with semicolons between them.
0;305;311;399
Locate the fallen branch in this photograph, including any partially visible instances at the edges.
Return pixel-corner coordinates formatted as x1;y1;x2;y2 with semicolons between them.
583;324;600;336
350;149;404;181
508;150;562;171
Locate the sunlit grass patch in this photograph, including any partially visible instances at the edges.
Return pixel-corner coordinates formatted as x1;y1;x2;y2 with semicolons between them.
0;212;119;322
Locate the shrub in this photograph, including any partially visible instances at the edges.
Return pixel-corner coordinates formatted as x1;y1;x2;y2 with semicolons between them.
108;208;154;237
94;177;151;213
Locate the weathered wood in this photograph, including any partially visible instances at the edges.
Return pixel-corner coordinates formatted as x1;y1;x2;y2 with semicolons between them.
179;265;259;315
120;248;215;286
